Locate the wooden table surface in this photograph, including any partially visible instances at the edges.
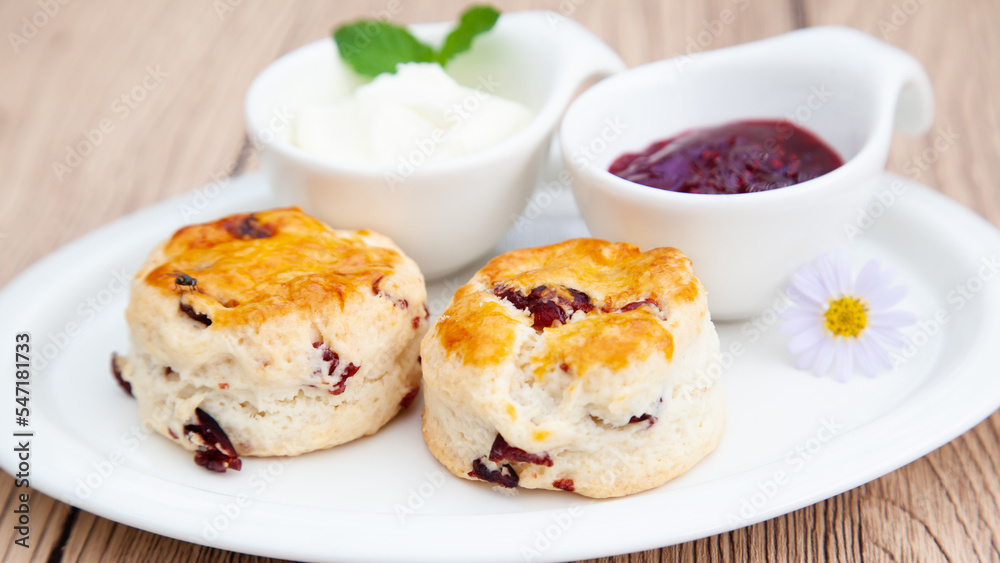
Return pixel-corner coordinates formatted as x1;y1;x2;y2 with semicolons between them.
2;0;999;561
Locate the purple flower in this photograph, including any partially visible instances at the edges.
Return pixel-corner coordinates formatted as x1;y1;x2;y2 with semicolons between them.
779;251;916;382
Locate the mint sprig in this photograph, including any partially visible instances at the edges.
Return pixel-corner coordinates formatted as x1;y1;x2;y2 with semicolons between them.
333;5;500;77
334;23;435;76
436;6;501;65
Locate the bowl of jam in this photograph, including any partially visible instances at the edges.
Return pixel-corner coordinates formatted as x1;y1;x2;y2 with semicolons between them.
560;26;934;320
608;119;844;195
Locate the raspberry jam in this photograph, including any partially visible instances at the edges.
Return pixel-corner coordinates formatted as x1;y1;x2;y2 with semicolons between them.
608;120;843;194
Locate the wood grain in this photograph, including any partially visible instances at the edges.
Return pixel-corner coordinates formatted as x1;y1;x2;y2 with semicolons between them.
2;0;999;561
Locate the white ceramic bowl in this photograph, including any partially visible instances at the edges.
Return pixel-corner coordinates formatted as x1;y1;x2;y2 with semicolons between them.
561;26;934;320
245;11;625;279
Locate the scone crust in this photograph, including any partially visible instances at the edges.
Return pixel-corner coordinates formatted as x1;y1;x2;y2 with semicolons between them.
421;238;724;498
119;207;428;458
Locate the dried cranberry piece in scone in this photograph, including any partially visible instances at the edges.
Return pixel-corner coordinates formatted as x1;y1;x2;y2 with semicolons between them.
179;301;212;326
222;213;275;239
110;353;133;397
564;287;595;312
620;298;658;312
372;276;410;309
493;284;594;329
312;341;361;395
489;434;553;466
628;398;662;427
552;478;575;492
468;457;519;488
184;408;242;472
331;363;361;395
628;414;657;427
399;387;420;409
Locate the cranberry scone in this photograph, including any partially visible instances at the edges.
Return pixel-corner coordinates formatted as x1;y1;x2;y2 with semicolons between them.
112;208;428;471
420;238;724;497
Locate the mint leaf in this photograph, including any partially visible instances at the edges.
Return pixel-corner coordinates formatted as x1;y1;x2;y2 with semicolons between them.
331;5;501;77
436;5;500;65
333;21;434;77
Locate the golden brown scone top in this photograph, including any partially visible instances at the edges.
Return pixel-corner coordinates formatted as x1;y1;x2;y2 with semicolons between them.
143;207;405;326
434;238;704;373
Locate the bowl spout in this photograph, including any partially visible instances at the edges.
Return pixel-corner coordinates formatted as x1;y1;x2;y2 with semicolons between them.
535;11;629;111
762;26;934;136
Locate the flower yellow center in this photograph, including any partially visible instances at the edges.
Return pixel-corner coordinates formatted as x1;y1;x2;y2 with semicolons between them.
824;296;868;338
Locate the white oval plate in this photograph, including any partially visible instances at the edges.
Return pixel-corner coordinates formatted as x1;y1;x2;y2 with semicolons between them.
3;171;1000;563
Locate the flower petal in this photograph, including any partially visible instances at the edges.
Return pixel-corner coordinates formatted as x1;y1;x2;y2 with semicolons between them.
867;310;918;329
794;338;822;371
879;264;900;286
865;284;908;310
853;260;884;297
779;302;823;321
866;290;906;312
832;249;853;295
788;327;826;355
853;337;880;377
815;254;841;297
779;313;823;335
812;338;837;377
834;340;854;382
789;268;829;306
862;333;896;370
866;326;910;349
